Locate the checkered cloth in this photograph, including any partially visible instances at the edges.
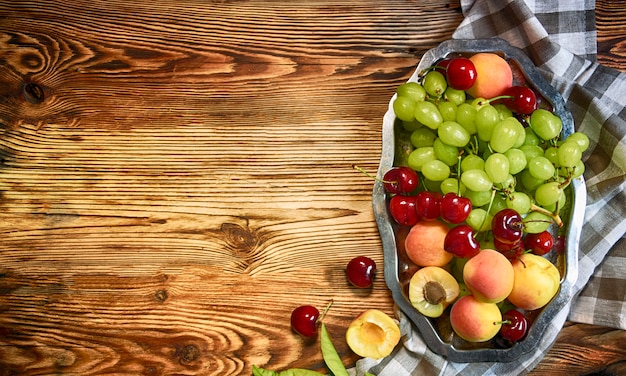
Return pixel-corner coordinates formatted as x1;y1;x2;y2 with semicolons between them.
354;0;626;375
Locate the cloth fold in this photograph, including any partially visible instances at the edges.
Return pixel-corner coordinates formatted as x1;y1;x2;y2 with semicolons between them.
357;0;626;374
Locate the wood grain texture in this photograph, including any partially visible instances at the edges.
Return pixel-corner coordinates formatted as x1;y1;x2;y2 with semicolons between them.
0;1;624;375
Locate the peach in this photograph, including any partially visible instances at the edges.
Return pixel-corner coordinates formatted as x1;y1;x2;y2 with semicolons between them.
449;295;502;342
466;53;513;99
345;309;401;359
404;221;453;267
463;249;514;303
508;253;561;310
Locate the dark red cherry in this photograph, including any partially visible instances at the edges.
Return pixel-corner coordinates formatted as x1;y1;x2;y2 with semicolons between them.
383;166;419;194
445;57;477;90
434;58;452;76
389;195;419;226
415;191;442;221
290;305;320;337
346;256;377;288
440;193;472;224
500;309;528;343
524;231;554;256
494;237;524;259
444;224;480;258
500;86;537;114
492;209;524;244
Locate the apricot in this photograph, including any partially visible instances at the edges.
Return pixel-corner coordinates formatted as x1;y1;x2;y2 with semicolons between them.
408;266;460;318
466;53;513;99
508;253;561;310
450;295;502;342
463;249;514;303
404;221;453;267
345;309;401;359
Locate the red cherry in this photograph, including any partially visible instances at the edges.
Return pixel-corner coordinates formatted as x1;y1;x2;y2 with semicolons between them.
290;305;320;337
524;231;554;255
346;256;377;288
444;224;480;258
383;166;419;194
494;237;524;259
500;309;528;342
389;195;419;226
445;57;477;90
415;191;442;221
440;193;472;224
434;58;452;76
500;86;537;114
491;209;524;244
555;235;566;254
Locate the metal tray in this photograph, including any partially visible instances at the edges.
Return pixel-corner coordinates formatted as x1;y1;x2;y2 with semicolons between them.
373;38;586;362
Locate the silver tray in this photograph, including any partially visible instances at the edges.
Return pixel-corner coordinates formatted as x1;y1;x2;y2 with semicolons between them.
373;38;586;363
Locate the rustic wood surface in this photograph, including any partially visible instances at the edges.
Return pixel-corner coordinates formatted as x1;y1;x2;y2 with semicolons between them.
0;1;624;375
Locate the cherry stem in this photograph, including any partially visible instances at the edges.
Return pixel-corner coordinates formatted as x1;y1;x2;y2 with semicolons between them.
316;299;334;324
530;203;563;227
352;164;394;185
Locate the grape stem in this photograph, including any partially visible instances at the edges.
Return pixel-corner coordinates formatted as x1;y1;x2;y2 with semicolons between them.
530;203;563;227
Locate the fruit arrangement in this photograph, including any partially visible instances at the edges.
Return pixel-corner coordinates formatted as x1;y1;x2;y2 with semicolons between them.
376;40;587;360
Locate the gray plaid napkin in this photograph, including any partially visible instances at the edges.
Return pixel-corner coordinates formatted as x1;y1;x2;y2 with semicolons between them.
354;0;626;374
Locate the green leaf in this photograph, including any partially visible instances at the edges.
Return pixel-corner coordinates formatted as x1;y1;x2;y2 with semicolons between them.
320;323;349;376
252;365;279;376
278;369;327;376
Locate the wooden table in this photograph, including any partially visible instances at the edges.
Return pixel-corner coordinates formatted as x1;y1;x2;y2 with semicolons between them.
0;1;624;375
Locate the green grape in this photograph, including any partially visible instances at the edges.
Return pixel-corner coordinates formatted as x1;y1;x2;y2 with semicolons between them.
504;148;527;175
438;121;470;148
456;103;478;134
461;169;493;192
410;127;437;148
397;81;427;102
434;138;459;166
414;101;443;130
393;96;416;122
422;71;447;98
444;87;466;105
520;169;544;191
466;208;492;232
465;189;493;207
422;159;450;181
560;159;585;179
506;191;531;214
407;146;435;171
497;174;516;191
520;144;545;162
534;181;562;207
528;156;556;180
523;126;540;146
423;178;443;192
485;153;510;184
441;177;465;195
493;103;513;120
475;105;500;142
566;131;590;152
461;154;485;172
544;146;560;167
489;193;508;215
544;189;566;213
490;117;523;153
438;101;457;121
402;119;423;132
471;97;490;110
523;211;553;233
530;109;562;141
513;121;526;148
557;140;582;168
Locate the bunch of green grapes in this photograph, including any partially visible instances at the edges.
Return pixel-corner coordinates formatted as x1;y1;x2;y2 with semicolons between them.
393;68;588;234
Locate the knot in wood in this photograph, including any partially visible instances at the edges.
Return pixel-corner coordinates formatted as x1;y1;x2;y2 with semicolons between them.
179;344;200;364
23;82;45;104
154;289;168;302
221;222;257;251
